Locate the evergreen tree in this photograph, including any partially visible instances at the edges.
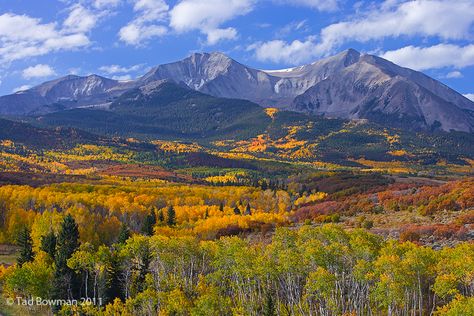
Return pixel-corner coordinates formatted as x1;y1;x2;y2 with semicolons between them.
52;215;80;307
17;226;34;267
167;205;176;226
105;249;124;303
219;202;224;212
40;231;56;260
117;223;131;244
233;206;241;215
136;244;152;293
158;209;165;222
263;290;276;316
142;210;156;236
245;203;252;215
204;208;209;219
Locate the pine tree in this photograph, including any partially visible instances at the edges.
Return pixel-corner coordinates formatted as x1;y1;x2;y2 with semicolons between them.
167;205;176;226
219;202;224;212
263;290;276;316
204;208;209;219
52;215;80;307
234;206;241;215
245;203;252;215
136;242;152;294
142;210;156;236
117;223;131;244
105;249;124;303
17;227;34;267
158;210;165;222
40;231;56;260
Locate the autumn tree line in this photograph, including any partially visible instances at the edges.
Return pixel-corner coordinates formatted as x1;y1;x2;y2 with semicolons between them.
0;182;292;246
0;178;474;314
2;221;474;315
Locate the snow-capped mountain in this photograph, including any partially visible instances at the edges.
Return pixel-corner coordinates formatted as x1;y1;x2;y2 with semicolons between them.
0;75;131;114
1;49;473;132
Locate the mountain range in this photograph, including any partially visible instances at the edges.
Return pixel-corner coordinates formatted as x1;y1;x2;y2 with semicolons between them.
1;49;473;133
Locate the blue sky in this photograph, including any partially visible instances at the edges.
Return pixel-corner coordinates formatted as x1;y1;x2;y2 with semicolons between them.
0;0;473;100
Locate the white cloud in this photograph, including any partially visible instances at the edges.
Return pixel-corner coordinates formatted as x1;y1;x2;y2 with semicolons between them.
445;71;463;79
119;24;167;45
22;64;56;79
0;1;119;64
464;94;474;102
12;85;32;93
93;0;121;9
170;0;255;45
112;74;133;81
252;38;323;65
99;64;144;74
251;0;474;64
318;0;474;52
380;44;474;71
0;13;90;64
274;0;339;11
206;28;238;45
63;4;98;33
119;0;169;45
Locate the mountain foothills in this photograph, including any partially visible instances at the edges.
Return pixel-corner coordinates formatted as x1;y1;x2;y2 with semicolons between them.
1;49;473;133
0;50;474;315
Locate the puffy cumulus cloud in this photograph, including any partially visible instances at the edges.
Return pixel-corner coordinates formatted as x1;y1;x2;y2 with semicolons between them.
63;4;99;33
380;44;474;71
445;71;463;79
22;64;56;79
0;13;90;64
319;0;474;52
132;0;169;22
0;0;116;64
251;0;474;65
273;0;339;11
119;0;169;45
464;94;474;101
251;38;323;65
119;24;167;45
170;0;255;45
206;28;238;45
99;63;144;74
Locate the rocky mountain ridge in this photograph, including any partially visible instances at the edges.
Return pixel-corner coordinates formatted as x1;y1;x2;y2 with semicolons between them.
1;49;473;132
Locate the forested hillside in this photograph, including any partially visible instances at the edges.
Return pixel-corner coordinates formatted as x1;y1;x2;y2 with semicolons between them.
0;109;473;316
0;173;473;315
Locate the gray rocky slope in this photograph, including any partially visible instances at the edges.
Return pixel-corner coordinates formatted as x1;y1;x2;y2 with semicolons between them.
1;49;473;132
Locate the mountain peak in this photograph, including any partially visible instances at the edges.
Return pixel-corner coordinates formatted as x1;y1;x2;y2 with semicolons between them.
345;48;360;55
335;48;361;66
1;49;473;133
188;51;231;61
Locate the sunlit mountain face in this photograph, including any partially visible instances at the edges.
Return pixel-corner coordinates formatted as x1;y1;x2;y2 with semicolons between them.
2;50;474;132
